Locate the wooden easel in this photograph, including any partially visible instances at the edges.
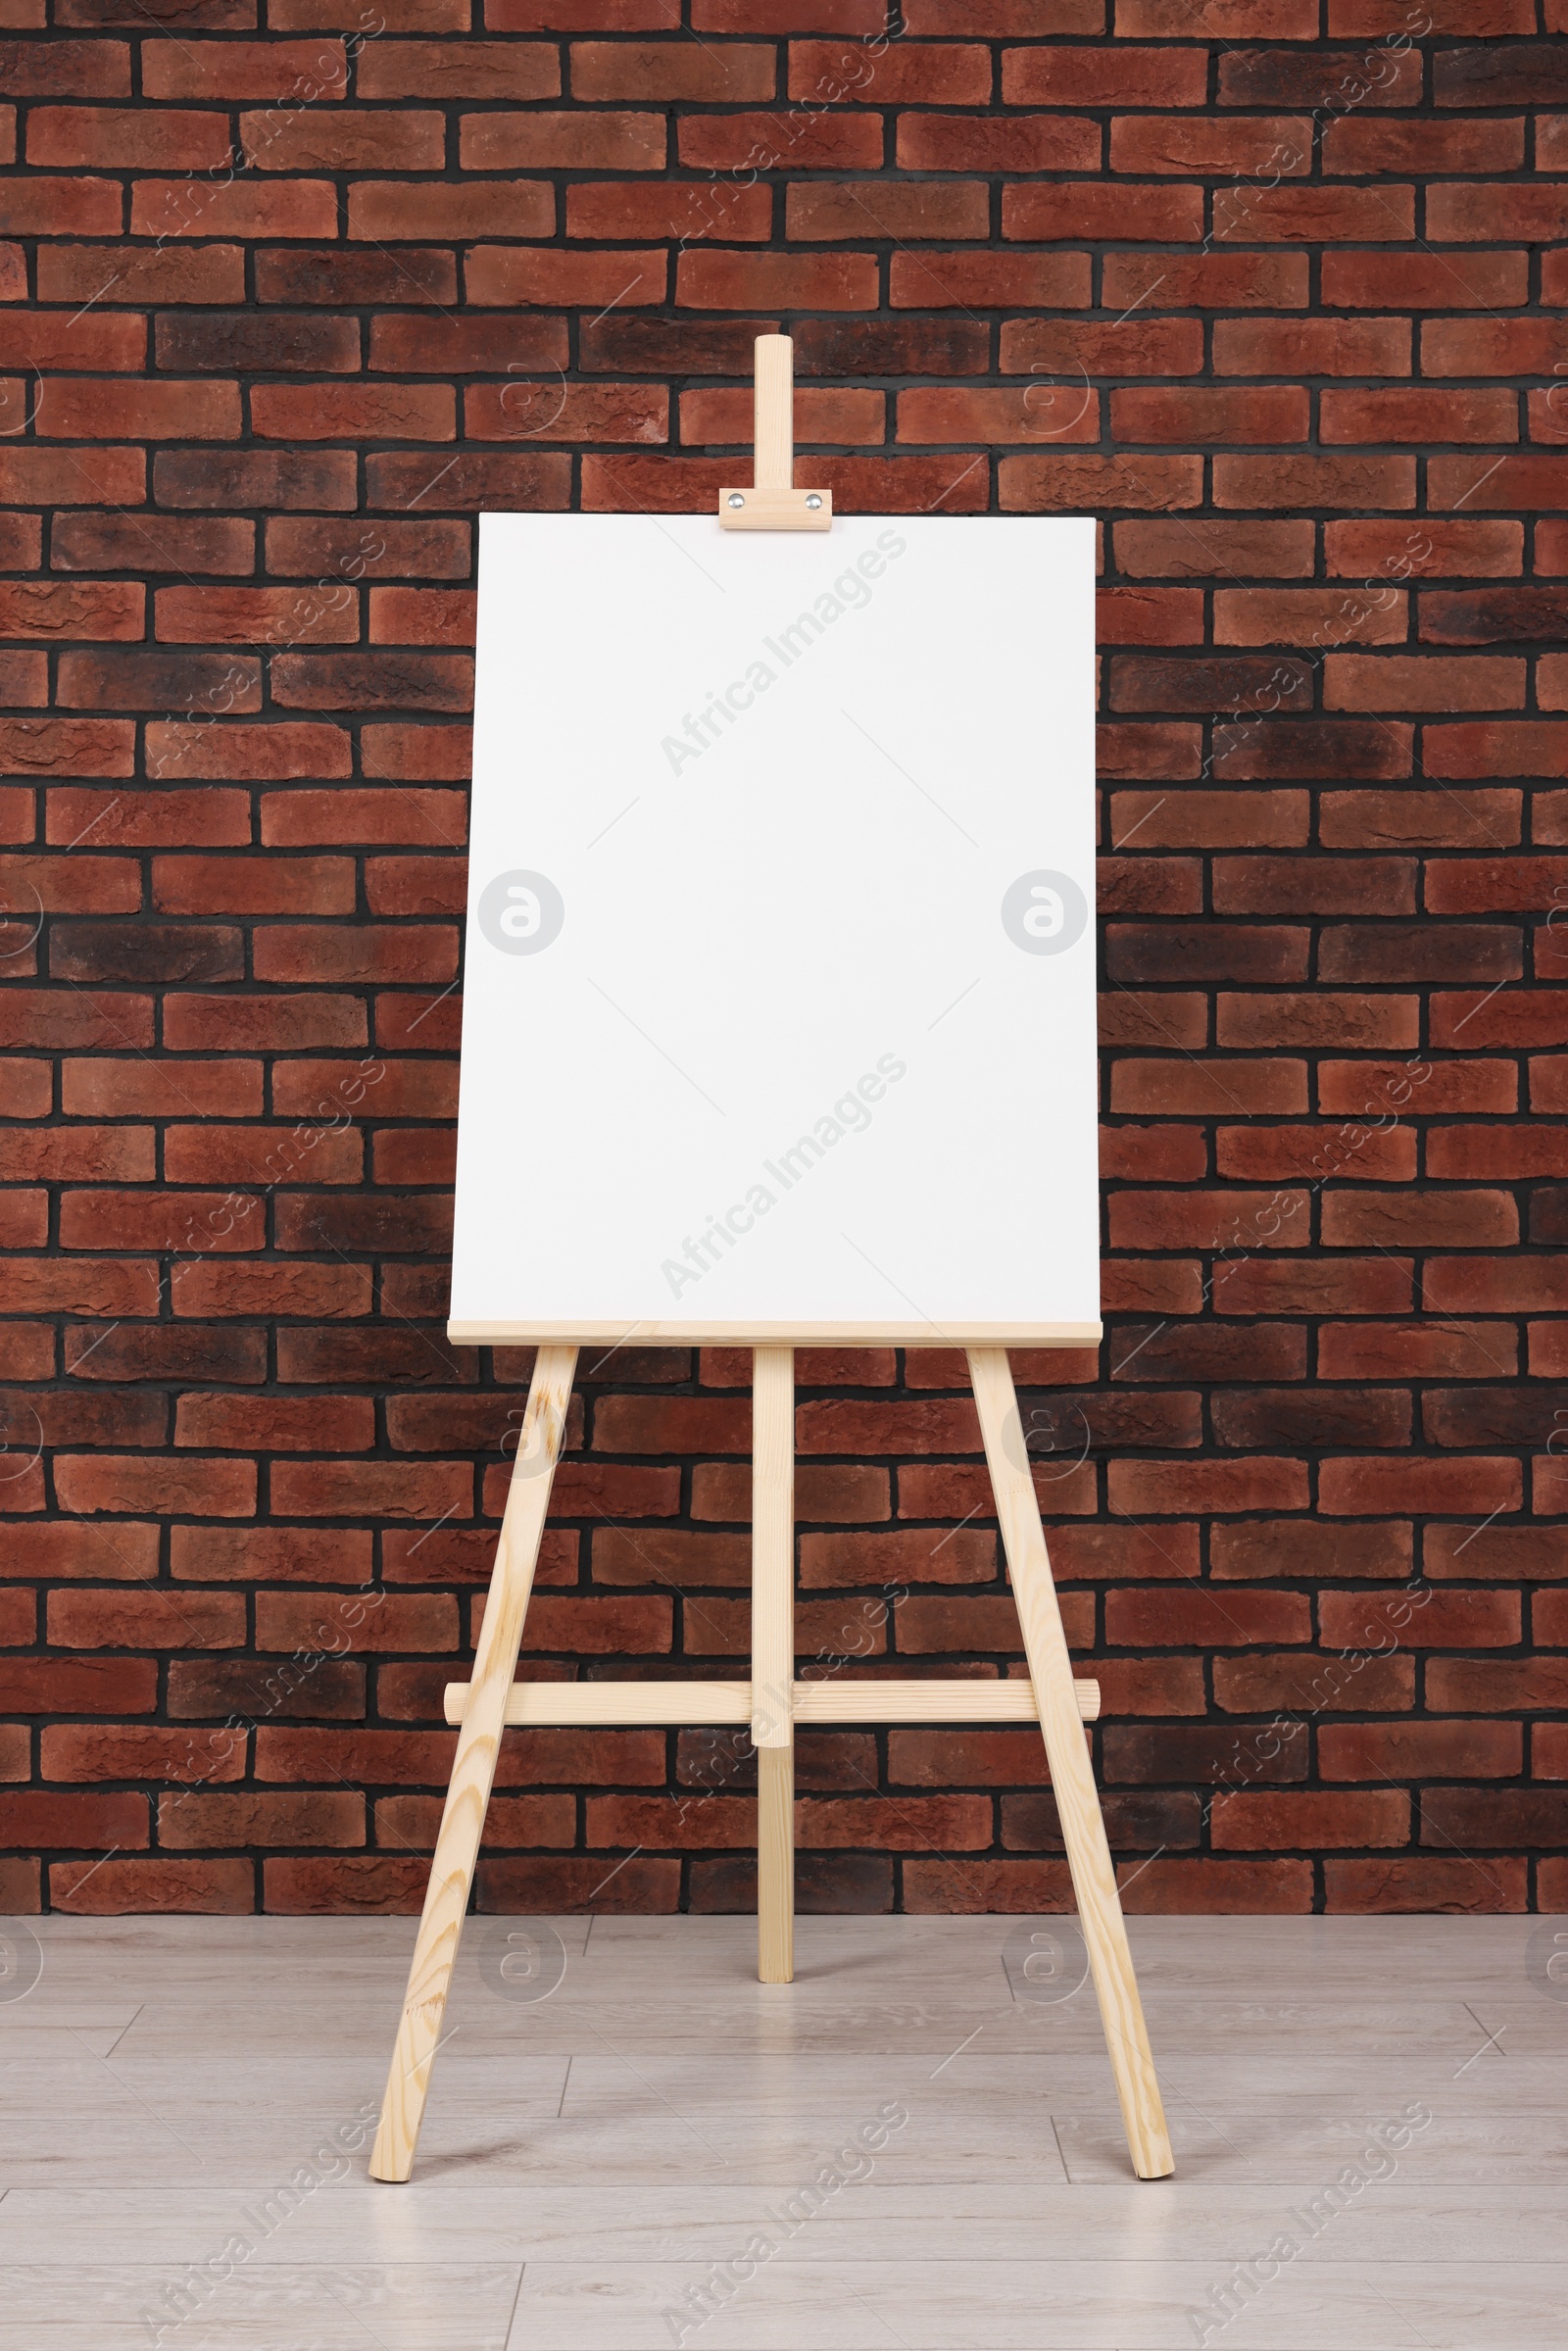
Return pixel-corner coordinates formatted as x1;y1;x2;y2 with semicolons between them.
369;345;1173;2186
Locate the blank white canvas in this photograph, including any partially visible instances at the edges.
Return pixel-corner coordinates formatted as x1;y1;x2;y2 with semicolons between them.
451;511;1100;1345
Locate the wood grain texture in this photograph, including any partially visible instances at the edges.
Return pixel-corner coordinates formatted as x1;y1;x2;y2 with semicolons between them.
793;1677;1101;1724
444;1681;754;1726
754;332;794;492
967;1347;1174;2183
443;1678;1102;1726
754;1345;796;1984
369;1344;578;2184
757;1745;795;1986
716;485;833;530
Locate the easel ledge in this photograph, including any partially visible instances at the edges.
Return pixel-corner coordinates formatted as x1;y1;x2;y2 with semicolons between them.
448;1320;1102;1345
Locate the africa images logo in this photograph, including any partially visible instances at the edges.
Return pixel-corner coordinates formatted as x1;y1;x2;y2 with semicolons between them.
478;869;564;955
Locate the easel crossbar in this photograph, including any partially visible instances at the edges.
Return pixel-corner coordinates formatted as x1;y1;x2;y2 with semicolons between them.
442;1677;1102;1727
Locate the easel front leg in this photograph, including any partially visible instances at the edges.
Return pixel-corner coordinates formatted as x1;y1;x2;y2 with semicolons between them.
369;1344;578;2182
752;1346;795;1984
967;1348;1174;2181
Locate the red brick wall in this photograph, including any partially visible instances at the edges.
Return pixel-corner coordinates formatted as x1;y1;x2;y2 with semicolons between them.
3;0;1566;1919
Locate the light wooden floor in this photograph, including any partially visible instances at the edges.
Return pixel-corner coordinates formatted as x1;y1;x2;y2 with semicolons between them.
1;1912;1564;2347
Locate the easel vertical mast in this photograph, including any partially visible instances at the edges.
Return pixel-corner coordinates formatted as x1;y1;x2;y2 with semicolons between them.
754;333;793;495
752;1347;795;1984
718;333;831;532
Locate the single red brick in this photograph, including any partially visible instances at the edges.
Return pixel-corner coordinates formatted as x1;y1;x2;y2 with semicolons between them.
567;179;769;242
1216;455;1415;512
1110;113;1311;175
677;250;876;310
789;39;991;104
1216;587;1407;648
1004;42;1204;105
897;385;1099;445
1319;1320;1516;1382
130;178;338;241
251;383;455;441
1439;454;1568;514
1123;0;1314;24
1325;1857;1526;1915
160;1790;363;1849
172;1527;373;1588
0;35;130;94
240;105;446;171
682;385;882;448
692;0;879;24
0;719;135;780
1222;187;1418;245
1114;519;1315;580
46;1588;245;1651
53;1856;255;1912
1103;251;1309;312
1330;1587;1521;1649
1108;1458;1309;1514
1219;37;1423;103
1108;1588;1310;1648
142;38;348;99
1213;316;1410;376
39;379;240;441
1003;181;1202;243
53;514;253;574
53;1454;258;1518
27;104;231;168
571;39;774;101
41;1725;247;1785
270;1459;469;1518
894;252;1092;312
1429;182;1568;243
1323;116;1522;176
0;173;122;235
470;109;666;171
1112;387;1308;447
1424;720;1568;778
1211;1257;1413;1316
257;249;456;309
1424;318;1568;379
1323;251;1528;309
153;586;358;647
1323;387;1518;445
465;381;665;445
1321;1456;1522;1516
897;113;1102;171
465;246;667;308
1210;1518;1410;1584
148;723;352;785
1110;1060;1306;1116
1217;1121;1414;1183
1212;1789;1409;1851
39;240;246;308
1120;1856;1317;1911
158;449;358;512
359;38;560;98
1003;455;1201;514
350;179;555;243
256;1590;456;1653
1327;519;1519;579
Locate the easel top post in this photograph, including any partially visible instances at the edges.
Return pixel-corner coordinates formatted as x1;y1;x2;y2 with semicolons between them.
718;334;833;532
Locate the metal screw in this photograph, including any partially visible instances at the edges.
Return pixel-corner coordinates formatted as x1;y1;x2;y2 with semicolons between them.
806;494;823;510
727;493;745;508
